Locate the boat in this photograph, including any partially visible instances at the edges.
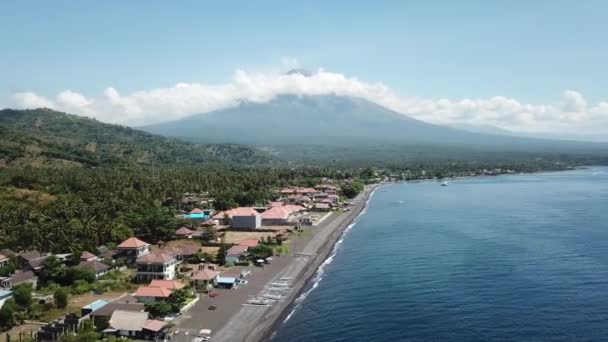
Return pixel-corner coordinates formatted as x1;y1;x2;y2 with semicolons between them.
247;298;271;305
441;181;448;187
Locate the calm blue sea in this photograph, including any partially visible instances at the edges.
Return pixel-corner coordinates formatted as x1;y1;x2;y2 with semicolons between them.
272;166;608;342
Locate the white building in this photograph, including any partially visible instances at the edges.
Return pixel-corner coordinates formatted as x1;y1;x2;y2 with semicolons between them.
116;237;150;263
135;252;179;283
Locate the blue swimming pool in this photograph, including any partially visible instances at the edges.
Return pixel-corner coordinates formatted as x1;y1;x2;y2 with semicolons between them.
183;213;209;219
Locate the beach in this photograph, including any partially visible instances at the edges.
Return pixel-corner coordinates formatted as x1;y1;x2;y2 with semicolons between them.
173;184;379;342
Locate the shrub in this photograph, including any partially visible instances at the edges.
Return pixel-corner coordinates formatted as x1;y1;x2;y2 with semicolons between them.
54;288;69;309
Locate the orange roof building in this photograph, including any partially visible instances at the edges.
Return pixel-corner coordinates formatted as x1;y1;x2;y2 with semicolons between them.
149;279;185;290
133;286;173;301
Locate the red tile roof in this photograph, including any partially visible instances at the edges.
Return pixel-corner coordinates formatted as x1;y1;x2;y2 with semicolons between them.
133;286;172;298
190;208;204;214
0;254;8;262
136;253;175;265
149;279;185;290
80;251;97;260
261;205;305;220
143;319;167;332
238;239;259;248
227;245;249;256
117;237;149;249
191;268;219;281
202;219;217;226
175;227;194;236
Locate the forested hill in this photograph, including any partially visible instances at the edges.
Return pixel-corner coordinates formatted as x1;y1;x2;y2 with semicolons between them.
0;108;278;167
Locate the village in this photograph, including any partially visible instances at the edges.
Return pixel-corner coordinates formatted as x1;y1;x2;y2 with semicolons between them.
0;182;348;342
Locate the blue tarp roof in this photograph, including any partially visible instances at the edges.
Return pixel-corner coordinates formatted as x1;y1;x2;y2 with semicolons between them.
83;299;109;312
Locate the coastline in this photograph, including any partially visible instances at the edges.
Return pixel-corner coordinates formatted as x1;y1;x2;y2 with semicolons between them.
210;183;381;342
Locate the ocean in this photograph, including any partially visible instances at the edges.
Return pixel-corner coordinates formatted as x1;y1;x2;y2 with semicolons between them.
272;166;608;341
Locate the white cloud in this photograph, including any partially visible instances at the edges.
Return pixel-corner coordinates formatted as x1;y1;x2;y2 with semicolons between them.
11;92;55;109
7;68;608;136
56;90;93;110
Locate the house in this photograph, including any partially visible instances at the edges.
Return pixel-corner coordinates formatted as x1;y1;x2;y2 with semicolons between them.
135;252;179;283
96;246;116;260
175;245;200;261
268;201;284;208
279;187;317;196
175;227;194;238
18;250;48;271
213;207;262;229
201;219;217;226
133;286;173;303
191;264;219;291
89;300;145;330
79;260;110;278
232;207;261;229
261;205;305;225
107;310;168;340
116;237;150;263
225;245;249;264
81;299;110;317
315;184;339;194
313;203;331;211
80;251;98;262
149;279;185;290
327;194;340;203
0;270;38;290
0;254;9;268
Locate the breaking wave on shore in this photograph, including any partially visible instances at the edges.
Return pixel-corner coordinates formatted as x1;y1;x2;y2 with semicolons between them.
280;185;382;325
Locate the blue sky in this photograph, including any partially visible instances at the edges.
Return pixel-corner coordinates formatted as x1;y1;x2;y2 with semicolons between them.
1;1;607;135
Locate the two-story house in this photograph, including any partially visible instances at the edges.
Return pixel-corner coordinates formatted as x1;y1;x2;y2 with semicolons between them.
116;237;150;264
135;252;179;283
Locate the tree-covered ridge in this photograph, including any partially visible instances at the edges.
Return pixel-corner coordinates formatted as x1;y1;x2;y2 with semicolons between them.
0;108;279;167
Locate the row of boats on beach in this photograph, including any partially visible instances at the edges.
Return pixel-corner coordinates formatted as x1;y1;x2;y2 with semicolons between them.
246;277;294;306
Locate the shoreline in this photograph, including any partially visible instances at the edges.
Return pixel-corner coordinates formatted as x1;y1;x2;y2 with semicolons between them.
262;183;383;341
209;183;381;342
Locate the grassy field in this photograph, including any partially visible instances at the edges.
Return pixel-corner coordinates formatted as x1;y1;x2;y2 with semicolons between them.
223;231;277;244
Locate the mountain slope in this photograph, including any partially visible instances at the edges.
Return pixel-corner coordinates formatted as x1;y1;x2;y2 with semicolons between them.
0;108;278;167
141;95;607;153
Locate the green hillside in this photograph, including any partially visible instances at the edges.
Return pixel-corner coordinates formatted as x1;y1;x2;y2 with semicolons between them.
0;108;279;167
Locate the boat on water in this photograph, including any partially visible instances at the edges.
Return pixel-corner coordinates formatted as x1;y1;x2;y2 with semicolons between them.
441;181;449;187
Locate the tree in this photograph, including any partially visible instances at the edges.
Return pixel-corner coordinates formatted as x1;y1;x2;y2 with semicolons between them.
216;243;229;265
168;288;191;312
63;265;96;285
54;288;69;309
201;226;217;242
249;245;273;260
341;181;364;199
38;256;64;285
12;283;33;307
0;299;16;329
145;301;172;318
0;260;15;277
123;207;178;242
